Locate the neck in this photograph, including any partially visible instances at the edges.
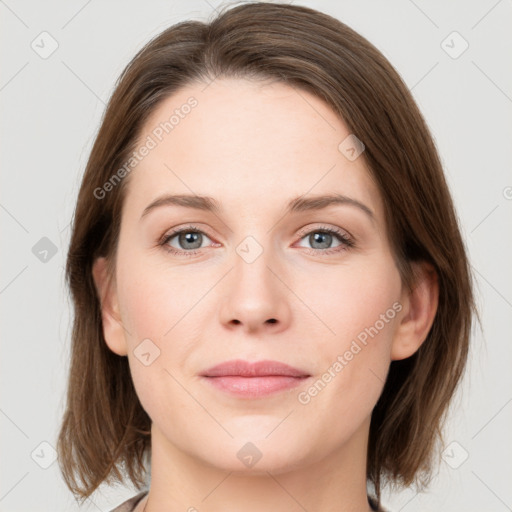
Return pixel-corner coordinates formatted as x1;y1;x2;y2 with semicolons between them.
139;419;374;512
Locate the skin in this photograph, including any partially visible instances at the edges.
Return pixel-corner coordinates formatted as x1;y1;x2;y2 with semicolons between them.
93;78;438;512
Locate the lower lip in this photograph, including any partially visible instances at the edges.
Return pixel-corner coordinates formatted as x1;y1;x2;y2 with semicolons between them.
202;376;310;398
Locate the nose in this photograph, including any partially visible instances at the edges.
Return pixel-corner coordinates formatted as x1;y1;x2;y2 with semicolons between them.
218;242;292;334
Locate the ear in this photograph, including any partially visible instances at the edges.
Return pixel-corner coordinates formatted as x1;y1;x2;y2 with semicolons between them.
92;256;128;356
391;261;439;361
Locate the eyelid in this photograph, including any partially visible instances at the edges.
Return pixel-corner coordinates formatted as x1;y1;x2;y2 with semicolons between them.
159;223;214;242
295;222;353;240
161;223;352;242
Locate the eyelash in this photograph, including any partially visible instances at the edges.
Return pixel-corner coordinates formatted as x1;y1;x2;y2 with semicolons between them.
159;224;355;258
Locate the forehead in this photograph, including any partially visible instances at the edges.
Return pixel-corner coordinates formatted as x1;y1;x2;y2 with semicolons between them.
123;78;383;222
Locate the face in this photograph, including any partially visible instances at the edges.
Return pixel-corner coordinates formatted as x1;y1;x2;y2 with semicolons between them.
96;77;413;474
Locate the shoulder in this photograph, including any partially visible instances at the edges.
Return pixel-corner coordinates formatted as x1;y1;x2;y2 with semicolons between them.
110;490;148;512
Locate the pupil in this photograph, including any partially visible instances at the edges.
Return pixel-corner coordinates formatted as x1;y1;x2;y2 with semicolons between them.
180;232;201;249
312;232;331;249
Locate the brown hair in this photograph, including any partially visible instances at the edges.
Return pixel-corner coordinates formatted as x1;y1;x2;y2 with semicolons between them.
57;1;475;506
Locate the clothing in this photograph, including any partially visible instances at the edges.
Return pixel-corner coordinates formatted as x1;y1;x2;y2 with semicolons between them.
110;490;389;511
369;496;389;512
110;490;147;512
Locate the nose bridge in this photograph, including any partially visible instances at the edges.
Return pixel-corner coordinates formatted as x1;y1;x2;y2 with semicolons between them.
218;230;291;332
232;231;277;299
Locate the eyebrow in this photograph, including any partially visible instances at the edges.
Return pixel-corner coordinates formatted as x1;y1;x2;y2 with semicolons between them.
140;193;374;220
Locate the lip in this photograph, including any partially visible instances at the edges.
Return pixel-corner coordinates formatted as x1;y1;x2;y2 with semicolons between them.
201;359;309;378
200;359;311;398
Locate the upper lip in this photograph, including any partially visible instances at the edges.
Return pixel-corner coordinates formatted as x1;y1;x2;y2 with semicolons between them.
201;359;310;378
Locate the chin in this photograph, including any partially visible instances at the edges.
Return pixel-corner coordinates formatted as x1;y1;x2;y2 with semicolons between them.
191;432;313;475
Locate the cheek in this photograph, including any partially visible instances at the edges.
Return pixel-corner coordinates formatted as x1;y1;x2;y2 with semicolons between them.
302;258;401;348
297;259;401;410
117;257;201;342
117;266;200;424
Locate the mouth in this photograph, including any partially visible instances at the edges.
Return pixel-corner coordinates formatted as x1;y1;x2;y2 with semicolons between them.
200;359;311;398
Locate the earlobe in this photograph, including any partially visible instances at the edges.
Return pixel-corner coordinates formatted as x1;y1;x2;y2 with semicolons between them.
391;262;439;361
91;256;128;356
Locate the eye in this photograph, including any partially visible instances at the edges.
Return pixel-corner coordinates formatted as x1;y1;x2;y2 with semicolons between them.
160;225;216;257
295;225;354;256
159;224;355;258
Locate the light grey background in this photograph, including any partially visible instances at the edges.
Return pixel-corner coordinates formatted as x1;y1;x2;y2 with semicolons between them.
1;0;511;511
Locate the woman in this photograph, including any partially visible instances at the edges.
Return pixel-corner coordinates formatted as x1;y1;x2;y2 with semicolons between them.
56;3;475;511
